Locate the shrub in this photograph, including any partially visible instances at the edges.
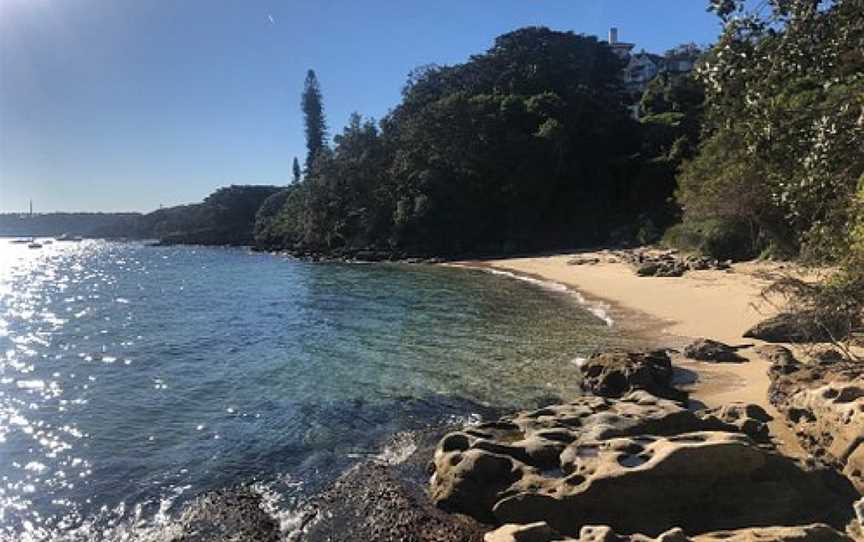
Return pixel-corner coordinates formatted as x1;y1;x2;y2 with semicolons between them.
662;218;757;261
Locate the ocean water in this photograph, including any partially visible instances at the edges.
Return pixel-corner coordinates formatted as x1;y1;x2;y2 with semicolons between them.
0;240;622;540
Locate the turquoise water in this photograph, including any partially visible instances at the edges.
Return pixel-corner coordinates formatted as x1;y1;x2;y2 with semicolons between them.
0;241;621;540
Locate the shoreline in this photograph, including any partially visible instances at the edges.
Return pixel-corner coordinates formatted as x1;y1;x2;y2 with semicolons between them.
447;251;813;455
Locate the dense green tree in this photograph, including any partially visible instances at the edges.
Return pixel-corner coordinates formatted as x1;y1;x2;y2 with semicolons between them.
135;185;282;246
292;157;301;184
259;27;663;257
301;70;328;172
674;0;863;260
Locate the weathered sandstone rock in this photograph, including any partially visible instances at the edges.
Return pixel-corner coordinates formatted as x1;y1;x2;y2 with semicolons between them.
768;357;864;493
484;522;853;542
484;522;564;542
700;402;772;442
683;338;746;363
431;392;854;536
578;351;686;402
757;345;801;375
744;312;842;343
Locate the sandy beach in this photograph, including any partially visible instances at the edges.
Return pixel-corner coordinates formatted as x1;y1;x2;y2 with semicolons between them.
451;250;821;454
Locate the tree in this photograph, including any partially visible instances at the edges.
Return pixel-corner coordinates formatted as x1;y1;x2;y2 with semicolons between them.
292;157;301;184
258;27;680;257
301;69;328;171
674;0;863;261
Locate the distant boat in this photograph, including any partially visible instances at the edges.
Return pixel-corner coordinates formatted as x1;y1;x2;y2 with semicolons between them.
27;242;43;249
56;234;83;242
42;239;54;245
9;237;33;244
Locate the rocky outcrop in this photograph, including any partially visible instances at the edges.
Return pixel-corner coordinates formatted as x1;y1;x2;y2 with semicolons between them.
683;339;746;363
158;488;280;542
744;312;843;343
484;522;852;542
430;392;854;537
568;257;602;266
623;250;730;278
757;345;801;375
767;354;864;494
301;462;485;541
563;249;732;277
578;351;686;402
636;261;688;278
700;402;772;443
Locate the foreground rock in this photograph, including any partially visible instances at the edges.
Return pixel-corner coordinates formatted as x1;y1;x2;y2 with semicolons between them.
683;339;746;363
700;402;772;443
766;348;864;493
484;522;852;542
578;351;686;402
300;462;485;541
430;391;855;536
156;488;280;542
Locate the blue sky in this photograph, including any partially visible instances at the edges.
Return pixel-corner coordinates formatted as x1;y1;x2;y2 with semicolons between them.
0;0;727;213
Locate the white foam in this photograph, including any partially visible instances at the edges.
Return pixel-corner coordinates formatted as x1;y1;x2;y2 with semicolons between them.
571;357;588;367
474;267;614;327
374;431;418;466
251;478;313;541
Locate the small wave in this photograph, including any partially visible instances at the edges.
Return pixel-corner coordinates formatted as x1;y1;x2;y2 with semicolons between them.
374;431;418;465
251;479;312;541
478;267;614;327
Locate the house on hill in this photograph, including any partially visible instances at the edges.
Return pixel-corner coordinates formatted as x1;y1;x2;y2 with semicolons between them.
605;28;702;115
607;27;635;59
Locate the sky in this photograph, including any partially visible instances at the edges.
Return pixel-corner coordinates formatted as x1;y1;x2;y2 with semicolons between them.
0;0;728;213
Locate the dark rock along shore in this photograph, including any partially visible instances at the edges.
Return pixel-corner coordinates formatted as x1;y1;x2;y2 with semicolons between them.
151;347;863;541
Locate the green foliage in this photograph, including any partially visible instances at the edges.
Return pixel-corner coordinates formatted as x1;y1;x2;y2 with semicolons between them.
640;73;704;117
292;157;301;184
620;72;707;236
662;218;757;261
302;70;328;172
143;185;282;245
253;188;292;248
679;0;864;263
260;27;669;256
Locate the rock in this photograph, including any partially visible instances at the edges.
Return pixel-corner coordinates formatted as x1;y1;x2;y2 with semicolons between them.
431;392;855;537
700;402;772;443
483;523;852;541
756;345;801;376
636;262;686;278
568;257;601;266
855;496;864;525
768;357;864;493
354;250;390;261
683;339;746;363
686;524;852;541
743;312;842;343
156;487;280;542
579;351;686;402
685;256;712;271
636;263;661;276
301;455;485;541
811;348;845;364
484;522;563;542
